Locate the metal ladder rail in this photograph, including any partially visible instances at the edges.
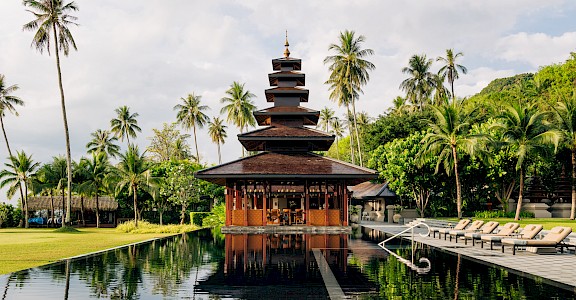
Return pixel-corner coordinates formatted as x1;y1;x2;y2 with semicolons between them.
377;222;432;274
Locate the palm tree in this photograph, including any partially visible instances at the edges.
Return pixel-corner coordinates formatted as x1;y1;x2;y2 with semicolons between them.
207;117;227;164
400;54;436;110
34;158;67;226
550;90;576;220
0;74;25;156
220;81;256;157
330;116;345;160
437;49;468;101
318;107;335;133
418;100;479;218
79;152;111;228
324;30;375;167
113;145;153;227
23;0;79;226
110;106;141;147
86;129;120;158
496;101;560;220
0;151;40;228
326;78;358;163
174;93;209;163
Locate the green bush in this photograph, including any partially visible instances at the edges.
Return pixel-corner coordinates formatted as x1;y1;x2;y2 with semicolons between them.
202;203;225;228
189;212;211;226
474;210;535;219
0;203;21;228
116;220;198;234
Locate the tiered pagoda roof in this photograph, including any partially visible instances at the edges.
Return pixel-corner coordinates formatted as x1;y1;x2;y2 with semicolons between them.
195;35;376;184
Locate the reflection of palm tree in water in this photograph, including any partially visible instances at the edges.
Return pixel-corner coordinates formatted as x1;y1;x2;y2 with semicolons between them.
2;274;11;300
454;254;461;300
64;259;70;300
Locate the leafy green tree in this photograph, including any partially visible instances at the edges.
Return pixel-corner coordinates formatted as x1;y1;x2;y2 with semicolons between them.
78;152;111;228
400;54;436;110
495;101;560;220
146;123;192;162
174;93;209;163
86;129;120;158
162;161;203;224
113;146;154;227
23;0;79;226
0;151;40;228
437;49;467;101
369;132;443;217
207;117;227;164
220;81;256;157
110;105;142;147
324;30;375;167
418;100;481;218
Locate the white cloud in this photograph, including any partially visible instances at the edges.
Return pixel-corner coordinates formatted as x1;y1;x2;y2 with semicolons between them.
495;32;576;68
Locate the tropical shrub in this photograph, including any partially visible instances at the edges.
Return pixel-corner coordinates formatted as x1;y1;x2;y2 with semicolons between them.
202;203;225;228
474;210;535;219
116;220;198;234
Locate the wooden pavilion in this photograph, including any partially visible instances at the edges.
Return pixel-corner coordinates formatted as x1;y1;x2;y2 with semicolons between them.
195;36;377;228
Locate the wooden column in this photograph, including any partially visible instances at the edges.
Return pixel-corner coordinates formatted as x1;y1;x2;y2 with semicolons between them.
235;188;241;225
324;181;329;226
243;182;248;226
305;180;310;226
262;182;267;225
343;181;349;226
225;186;232;226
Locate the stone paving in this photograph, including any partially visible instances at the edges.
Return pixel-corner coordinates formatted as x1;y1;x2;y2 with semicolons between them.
363;222;576;292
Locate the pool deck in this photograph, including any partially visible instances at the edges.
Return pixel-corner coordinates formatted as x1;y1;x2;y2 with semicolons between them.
363;222;576;292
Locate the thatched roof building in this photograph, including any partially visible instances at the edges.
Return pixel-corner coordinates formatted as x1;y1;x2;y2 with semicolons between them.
27;196;118;212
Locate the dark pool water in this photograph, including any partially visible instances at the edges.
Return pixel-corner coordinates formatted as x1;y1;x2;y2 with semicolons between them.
1;227;575;299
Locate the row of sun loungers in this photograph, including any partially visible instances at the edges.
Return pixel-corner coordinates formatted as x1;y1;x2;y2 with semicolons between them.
428;219;574;255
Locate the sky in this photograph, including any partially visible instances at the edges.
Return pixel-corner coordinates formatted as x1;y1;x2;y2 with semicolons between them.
1;0;576;204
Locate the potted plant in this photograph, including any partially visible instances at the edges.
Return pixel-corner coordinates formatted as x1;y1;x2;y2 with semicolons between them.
349;205;361;223
393;205;403;223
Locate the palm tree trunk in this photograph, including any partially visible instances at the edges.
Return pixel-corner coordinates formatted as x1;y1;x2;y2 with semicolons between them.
80;195;85;226
351;100;363;167
3;117;27;227
346;106;355;164
50;192;55;227
23;182;29;229
61;188;65;227
96;193;100;228
159;209;163;225
452;146;462;219
571;150;575;220
193;123;200;163
335;135;340;160
126;134;130;148
450;79;455;102
52;23;73;227
240;126;245;157
133;185;138;227
217;142;222;164
514;168;524;221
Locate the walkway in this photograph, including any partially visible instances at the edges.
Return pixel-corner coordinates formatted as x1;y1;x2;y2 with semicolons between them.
363;222;576;292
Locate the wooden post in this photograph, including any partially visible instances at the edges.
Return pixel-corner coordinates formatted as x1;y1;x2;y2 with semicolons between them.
324;181;329;226
235;187;241;226
225;186;232;226
263;182;267;226
305;180;310;226
243;182;248;226
343;181;349;226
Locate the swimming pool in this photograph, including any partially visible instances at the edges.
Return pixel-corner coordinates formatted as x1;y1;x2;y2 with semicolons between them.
1;227;574;299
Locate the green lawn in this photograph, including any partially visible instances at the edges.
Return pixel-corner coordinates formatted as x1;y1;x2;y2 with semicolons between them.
0;227;175;275
442;218;576;231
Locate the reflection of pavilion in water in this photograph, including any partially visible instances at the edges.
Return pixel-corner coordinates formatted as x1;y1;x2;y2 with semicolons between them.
224;233;348;275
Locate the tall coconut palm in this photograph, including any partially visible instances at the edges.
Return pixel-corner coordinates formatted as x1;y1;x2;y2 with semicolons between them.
110;106;141;147
0;74;25;156
86;129;120;158
437;49;468;101
324;30;375;167
550;91;576;220
207;117;227;164
0;151;40;228
34;158;67;226
418;100;479;218
174;93;209;163
220;81;256;157
496;101;560;220
113;145;153;227
23;0;79;226
318;107;335;133
400;54;436;110
330;116;345;160
79;152;111;228
327;78;358;163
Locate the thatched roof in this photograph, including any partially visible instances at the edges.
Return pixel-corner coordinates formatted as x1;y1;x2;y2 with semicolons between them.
349;181;396;200
27;196;118;212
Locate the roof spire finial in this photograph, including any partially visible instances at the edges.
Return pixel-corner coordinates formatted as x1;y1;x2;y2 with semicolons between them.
283;30;290;58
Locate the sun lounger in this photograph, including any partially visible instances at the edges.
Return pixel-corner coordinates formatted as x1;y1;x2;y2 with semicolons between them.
501;226;573;255
460;221;499;245
430;219;471;239
477;222;521;249
448;220;485;242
